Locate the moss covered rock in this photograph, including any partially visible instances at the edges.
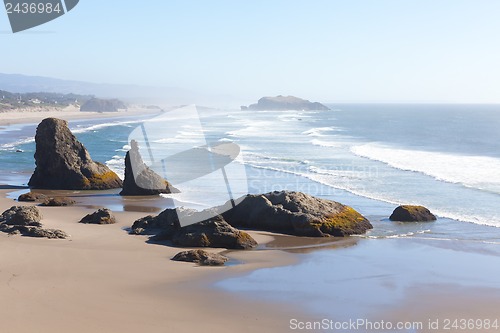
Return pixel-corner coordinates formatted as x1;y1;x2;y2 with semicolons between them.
222;191;372;237
28;118;123;190
389;205;437;222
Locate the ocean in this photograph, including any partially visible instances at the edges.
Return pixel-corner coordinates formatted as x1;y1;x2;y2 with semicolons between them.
2;105;500;237
3;105;500;324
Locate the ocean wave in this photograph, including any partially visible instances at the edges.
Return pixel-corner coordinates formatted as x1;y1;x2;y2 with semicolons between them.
362;229;431;239
105;155;125;180
311;139;342;148
302;126;343;137
71;119;143;134
226;121;278;138
351;143;500;194
115;144;131;152
244;158;500;228
1;137;35;150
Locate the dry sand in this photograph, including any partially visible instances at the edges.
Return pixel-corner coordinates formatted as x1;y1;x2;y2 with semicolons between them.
0;105;161;126
0;190;308;333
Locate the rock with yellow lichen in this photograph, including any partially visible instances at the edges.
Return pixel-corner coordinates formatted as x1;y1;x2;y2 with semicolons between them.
28;118;123;190
222;191;372;237
389;205;436;222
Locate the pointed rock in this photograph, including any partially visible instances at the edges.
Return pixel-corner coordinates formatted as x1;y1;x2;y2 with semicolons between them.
28;118;123;190
120;140;179;196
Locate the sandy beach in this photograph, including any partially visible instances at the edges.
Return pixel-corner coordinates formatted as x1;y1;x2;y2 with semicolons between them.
4;185;500;333
0;189;310;333
0;105;162;127
0;108;305;332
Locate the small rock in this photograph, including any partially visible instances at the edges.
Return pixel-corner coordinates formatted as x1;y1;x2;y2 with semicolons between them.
1;206;42;227
172;216;257;249
18;192;48;202
130;209;258;250
19;226;69;239
389;205;437;222
79;208;117;225
0;206;68;239
40;197;76;207
172;249;229;266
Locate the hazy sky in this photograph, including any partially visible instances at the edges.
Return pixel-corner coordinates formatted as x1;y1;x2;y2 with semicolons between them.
1;0;500;103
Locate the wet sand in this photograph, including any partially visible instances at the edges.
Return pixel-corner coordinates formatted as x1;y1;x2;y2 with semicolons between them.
218;236;500;332
0;189;311;333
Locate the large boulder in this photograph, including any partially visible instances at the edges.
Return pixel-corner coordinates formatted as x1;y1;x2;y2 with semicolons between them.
222;191;372;237
120;140;179;196
0;206;68;239
172;249;228;266
131;209;257;250
172;216;257;249
28;118;123;190
389;205;437;222
79;208;117;225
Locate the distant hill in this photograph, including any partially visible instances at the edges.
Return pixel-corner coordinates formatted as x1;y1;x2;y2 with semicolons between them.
80;98;127;112
0;90;93;111
242;96;330;111
0;73;198;105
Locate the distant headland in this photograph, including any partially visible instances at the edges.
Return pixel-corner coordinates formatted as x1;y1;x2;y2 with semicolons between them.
241;95;330;111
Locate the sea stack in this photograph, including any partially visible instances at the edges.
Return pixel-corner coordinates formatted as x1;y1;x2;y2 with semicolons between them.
120;140;179;196
28;118;123;190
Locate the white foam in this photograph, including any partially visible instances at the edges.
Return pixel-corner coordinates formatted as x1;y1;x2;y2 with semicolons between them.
351;143;500;194
71;119;143;134
1;137;35;150
302;126;343;137
244;155;500;228
105;155;125;180
311;139;342;148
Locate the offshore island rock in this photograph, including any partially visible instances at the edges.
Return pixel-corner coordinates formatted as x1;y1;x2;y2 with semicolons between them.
28;118;123;190
120;140;179;196
242;96;330;111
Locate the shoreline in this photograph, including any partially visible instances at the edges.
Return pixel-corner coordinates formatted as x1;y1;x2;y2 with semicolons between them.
0;105;162;127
